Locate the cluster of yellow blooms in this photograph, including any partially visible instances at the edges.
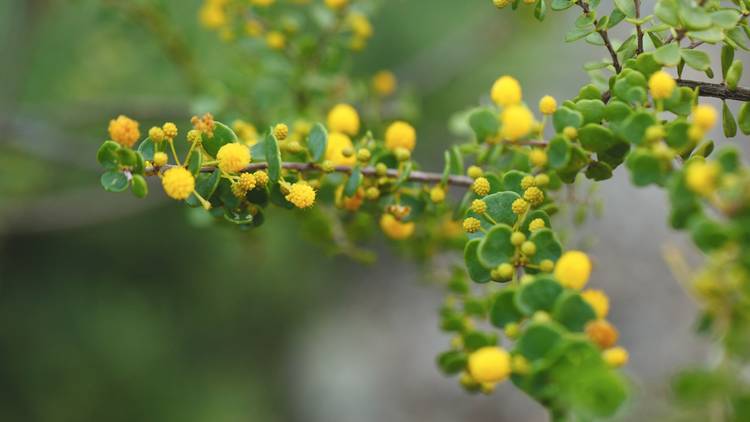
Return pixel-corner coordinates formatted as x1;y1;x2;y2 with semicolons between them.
487;75;557;143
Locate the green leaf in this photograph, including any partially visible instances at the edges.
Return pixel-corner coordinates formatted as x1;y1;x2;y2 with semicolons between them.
566;26;594;42
680;49;711;71
502;170;530;195
665;119;693;152
575;99;606;124
689;28;724;43
578;123;616;153
726;59;743;90
690;216;730;252
469;108;500;142
464;191;520;239
100;171;129;193
585;161;613;181
547;136;571;169
515;276;563;315
711;9;741;29
478;224;515;268
550;0;573;11
722;101;738;138
97;141;120;170
528;228;563;266
344;166;362;197
626;149;666;186
553;107;584;132
490;289;524;328
653;43;681;66
464;239;492;283
515;322;564;362
307;123;328;162
202;121;238;157
187;169;221;207
619;111;657;145
613;0;635;18
116;148;137;167
534;0;547;21
265;131;282;183
130;174;148;198
436;350;468;375
738;102;750;135
187;150;203;176
721;45;735;79
463;331;497;351
679;6;712;30
654;0;678;26
136;138;155;161
553;291;597;332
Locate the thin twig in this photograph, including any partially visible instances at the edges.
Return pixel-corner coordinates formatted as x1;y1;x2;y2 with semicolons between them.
677;79;750;102
634;0;644;54
577;1;621;73
148;162;476;187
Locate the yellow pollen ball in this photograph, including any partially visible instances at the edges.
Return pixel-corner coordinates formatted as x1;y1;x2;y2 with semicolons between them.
430;186;446;203
463;217;482;233
285;183;316;209
238;172;257;191
648;70;676;100
685;160;720;196
108;115;140;148
253;170;269;187
471;199;487;214
511;198;529;215
153;152;168;167
693;104;717;132
266;31;286;49
603;347;629;368
523;186;544;206
372;70;397;96
581;289;610;319
491;75;522;107
468;346;511;384
273;123;289;140
349;13;373;39
327;104;360;136
529;149;548;167
163;122;178;139
472;177;490;196
217;143;251;173
149;126;165;143
501;105;534;141
380;214;415;240
539;95;557;115
385;121;417;151
162;167;195;200
528;218;545;232
325;0;348;10
326;132;357;166
554;250;592;289
585;319;619;349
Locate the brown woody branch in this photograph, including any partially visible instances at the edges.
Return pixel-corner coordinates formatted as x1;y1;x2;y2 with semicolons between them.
148;162;476;187
676;79;750;102
576;1;622;73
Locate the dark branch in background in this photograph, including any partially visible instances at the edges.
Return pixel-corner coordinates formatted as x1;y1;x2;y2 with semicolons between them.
677;80;750;102
634;0;644;54
576;1;621;73
149;162;476;187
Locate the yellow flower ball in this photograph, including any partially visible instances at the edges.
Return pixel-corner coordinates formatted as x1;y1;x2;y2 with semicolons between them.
108;115;140;148
385;121;417;151
430;185;446;203
349;13;373;39
250;0;275;6
685;160;720;196
380;214;415;240
148;126;165;143
491;75;522;107
511;198;529;215
501;105;534;141
471;199;487;214
523;186;544;206
327;104;360;136
468;346;511;384
238;172;257;191
153;152;168;167
285;183;316;208
199;3;227;29
648;70;676;100
603;347;629;368
372;70;397;96
325;0;348;10
233;120;259;145
162;167;195;200
463;217;482;233
273;123;289;140
693;104;717;131
581;289;610;319
554;250;592;289
472;177;490;196
528;218;545;232
253;170;269;187
217;143;251;173
493;0;511;8
325;132;357;166
266;31;286;49
539;95;557;115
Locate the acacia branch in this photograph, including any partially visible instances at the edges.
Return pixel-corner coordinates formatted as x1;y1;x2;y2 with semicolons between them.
634;0;644;54
577;1;621;73
148;162;476;187
677;79;750;102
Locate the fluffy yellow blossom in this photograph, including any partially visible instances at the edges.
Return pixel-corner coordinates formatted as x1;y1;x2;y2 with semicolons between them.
467;166;484;179
349;13;373;39
238;172;257;191
253;170;269;187
501;105;534;141
649;70;676;100
162;167;195;200
563;126;578;140
539;95;557;115
191;113;216;138
472;177;490;196
372;70;397;96
511;198;529;215
493;0;512;8
520;176;535;190
266;31;286;49
603;347;629;368
585;319;619;349
554;250;592;289
245;20;264;37
217;143;251;173
326;132;357;166
470;199;487;214
148;126;165;143
491;75;522;107
233;120;259;145
325;0;348;10
108;115;140;147
535;174;550;186
273;123;289;140
163;122;178;139
380;214;415;240
523;186;544;206
285;183;316;208
153;152;168;167
327;104;360;135
385;121;417;151
430;186;446;203
529;149;547;167
529;218;545;232
250;0;275;6
685;160;720;196
468;346;511;384
463;217;482;233
199;2;227;29
693;104;717;131
581;289;610;319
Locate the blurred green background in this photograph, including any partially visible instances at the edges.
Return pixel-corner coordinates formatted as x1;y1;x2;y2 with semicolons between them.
0;1;717;421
